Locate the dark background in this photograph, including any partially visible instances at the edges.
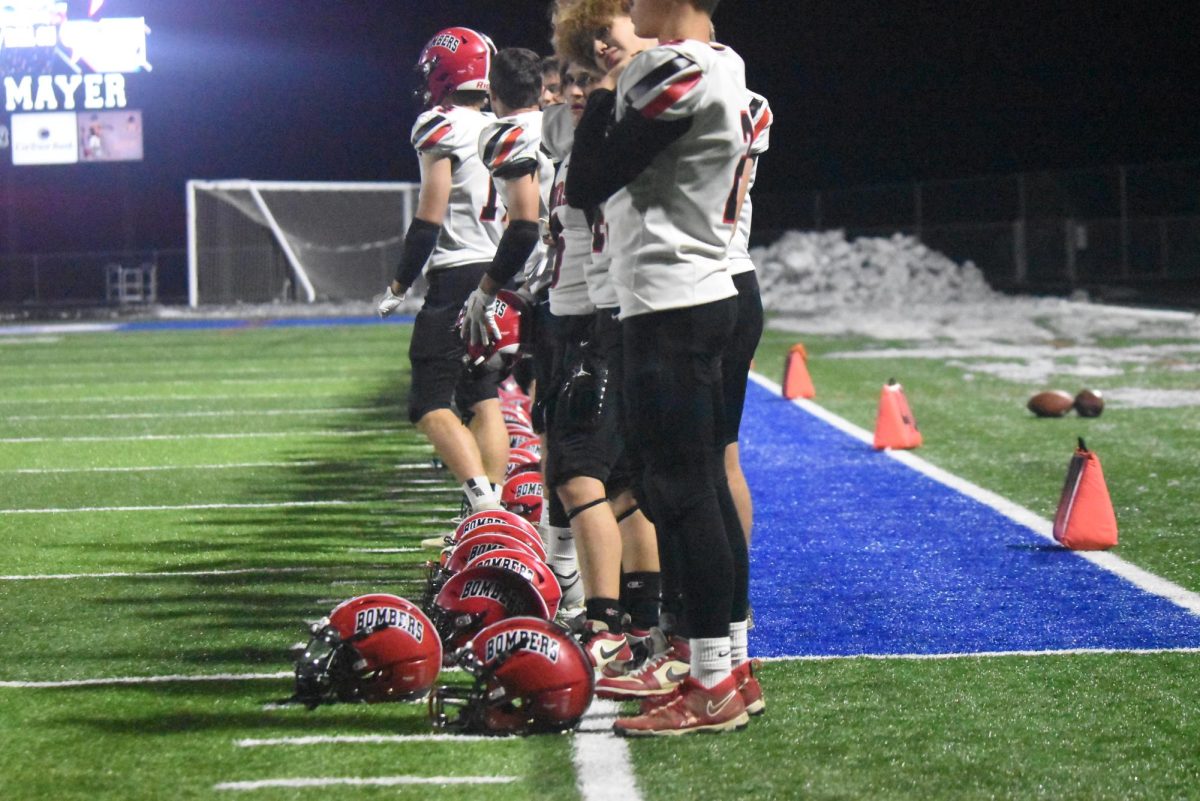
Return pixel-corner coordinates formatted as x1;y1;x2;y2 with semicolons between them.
3;0;1199;255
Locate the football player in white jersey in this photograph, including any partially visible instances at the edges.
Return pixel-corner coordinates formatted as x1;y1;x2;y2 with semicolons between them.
567;0;756;736
548;0;668;681
377;27;508;516
722;91;772;542
461;48;556;348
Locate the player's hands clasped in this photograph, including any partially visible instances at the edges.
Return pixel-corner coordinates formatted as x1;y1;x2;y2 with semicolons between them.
461;287;501;347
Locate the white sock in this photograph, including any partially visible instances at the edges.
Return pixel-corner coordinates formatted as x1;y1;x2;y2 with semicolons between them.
690;636;732;689
729;619;749;666
543;525;578;577
462;476;501;512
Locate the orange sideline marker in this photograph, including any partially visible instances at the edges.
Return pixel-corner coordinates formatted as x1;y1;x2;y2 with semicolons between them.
782;344;815;399
1053;438;1118;550
873;378;922;450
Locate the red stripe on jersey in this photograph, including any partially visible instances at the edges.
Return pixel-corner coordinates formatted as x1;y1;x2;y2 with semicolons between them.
492;127;525;166
419;123;452;151
639;73;702;120
753;108;773;142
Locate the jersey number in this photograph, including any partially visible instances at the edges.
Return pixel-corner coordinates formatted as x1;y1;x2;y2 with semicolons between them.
723;110;755;224
480;179;499;222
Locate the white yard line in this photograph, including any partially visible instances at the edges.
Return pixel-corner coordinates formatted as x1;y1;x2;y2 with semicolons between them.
2;461;322;474
347;548;422;554
236;734;506;747
0;500;359;515
4;407;398;422
573;700;641;801
214;776;516;791
0;393;328;405
751;373;1200;617
0;672;291;688
0;429;400;444
0;567;325;581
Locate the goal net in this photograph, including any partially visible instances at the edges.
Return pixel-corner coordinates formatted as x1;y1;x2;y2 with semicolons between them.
186;180;420;306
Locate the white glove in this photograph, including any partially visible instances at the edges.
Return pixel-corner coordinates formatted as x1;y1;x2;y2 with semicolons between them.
377;286;405;318
461;287;500;347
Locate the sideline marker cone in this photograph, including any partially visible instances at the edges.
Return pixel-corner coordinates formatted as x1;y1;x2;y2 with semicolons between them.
782;344;815;399
873;378;922;450
1052;437;1118;550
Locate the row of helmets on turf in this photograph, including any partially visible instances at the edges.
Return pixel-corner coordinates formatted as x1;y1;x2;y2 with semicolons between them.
288;376;594;734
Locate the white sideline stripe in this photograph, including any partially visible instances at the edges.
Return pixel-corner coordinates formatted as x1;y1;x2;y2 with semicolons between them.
0;671;291;688
573;699;641;801
0;567;323;581
347;547;421;554
4;407;398;422
1;500;358;515
214;776;516;791
9;376;366;392
759;647;1200;663
0;428;400;444
750;373;1200;617
237;734;506;747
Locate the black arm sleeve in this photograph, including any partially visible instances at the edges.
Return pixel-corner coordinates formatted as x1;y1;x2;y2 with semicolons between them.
392;217;440;287
485;219;541;287
566;89;693;209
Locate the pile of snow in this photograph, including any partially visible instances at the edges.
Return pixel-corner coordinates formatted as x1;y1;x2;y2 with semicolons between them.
753;230;998;313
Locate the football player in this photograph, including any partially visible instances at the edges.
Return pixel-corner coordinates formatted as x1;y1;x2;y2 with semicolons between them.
540;55;563;107
378;27;508;516
567;0;754;736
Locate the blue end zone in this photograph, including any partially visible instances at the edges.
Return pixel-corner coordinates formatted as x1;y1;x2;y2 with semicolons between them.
743;381;1200;658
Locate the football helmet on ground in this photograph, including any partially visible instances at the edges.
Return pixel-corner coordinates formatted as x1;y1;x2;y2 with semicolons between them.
431;617;594;734
290;594;441;708
501;471;544;526
427;566;550;655
465;547;563;619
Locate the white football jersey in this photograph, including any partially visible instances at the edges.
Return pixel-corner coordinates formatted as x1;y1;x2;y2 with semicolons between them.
478;109;556;291
729;92;773;275
584;203;617;309
410;105;504;272
607;40;749;318
547;151;597;316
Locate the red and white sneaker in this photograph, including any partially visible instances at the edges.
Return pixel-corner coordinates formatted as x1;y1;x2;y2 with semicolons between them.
595;638;691;700
733;659;765;716
579;621;633;677
613;674;749;737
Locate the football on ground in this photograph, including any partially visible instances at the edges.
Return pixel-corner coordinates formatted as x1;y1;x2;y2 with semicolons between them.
1074;389;1105;417
1027;390;1075;417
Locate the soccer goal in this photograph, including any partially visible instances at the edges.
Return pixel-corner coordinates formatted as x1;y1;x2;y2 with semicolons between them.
186;180;420;307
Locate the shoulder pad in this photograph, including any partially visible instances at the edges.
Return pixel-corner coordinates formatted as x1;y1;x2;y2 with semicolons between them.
540;103;575;163
619;46;703;121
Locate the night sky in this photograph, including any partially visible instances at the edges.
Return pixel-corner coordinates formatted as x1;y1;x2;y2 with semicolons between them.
2;0;1198;254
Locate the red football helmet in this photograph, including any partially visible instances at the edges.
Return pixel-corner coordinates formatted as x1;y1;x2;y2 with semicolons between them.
502;471;544;526
501;404;533;431
415;27;496;107
291;594;441;707
423;531;544;608
428;566;549;655
431;617;595;734
449;509;543;555
465;290;531;371
466;548;562;619
505;447;540;480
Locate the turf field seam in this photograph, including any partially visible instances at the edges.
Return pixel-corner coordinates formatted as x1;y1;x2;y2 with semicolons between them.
758;646;1200;662
1;567;333;581
0;393;343;405
0;429;402;443
0;672;292;688
2;461;435;474
750;372;1200;618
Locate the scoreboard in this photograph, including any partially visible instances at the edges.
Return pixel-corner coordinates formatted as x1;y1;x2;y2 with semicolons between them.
1;1;150;166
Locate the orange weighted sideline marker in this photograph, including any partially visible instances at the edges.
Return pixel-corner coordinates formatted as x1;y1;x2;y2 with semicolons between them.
1053;438;1118;550
873;378;922;450
782;343;815;400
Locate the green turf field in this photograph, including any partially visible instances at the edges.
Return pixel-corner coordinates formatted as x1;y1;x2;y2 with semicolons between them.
2;318;1199;801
